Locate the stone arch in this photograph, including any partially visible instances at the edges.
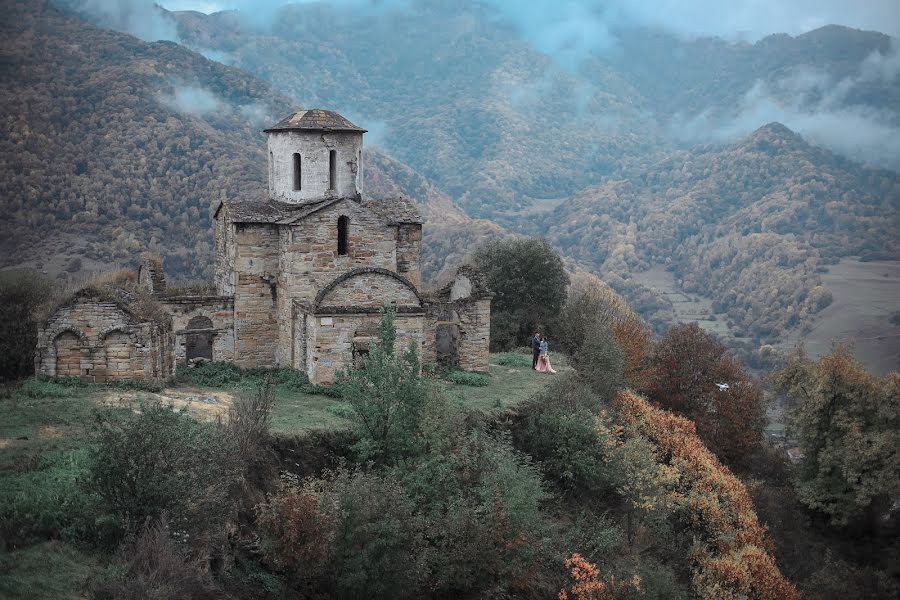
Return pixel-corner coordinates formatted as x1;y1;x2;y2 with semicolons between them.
314;268;423;309
101;330;134;382
54;330;83;378
186;316;214;362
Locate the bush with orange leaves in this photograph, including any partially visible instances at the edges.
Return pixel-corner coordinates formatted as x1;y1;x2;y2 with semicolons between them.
558;553;642;600
256;474;335;583
612;391;798;600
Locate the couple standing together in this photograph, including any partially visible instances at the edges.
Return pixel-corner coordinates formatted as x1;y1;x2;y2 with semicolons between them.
531;332;557;374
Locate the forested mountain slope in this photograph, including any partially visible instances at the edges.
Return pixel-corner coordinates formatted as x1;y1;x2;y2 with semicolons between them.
167;2;667;220
542;122;900;342
0;0;503;283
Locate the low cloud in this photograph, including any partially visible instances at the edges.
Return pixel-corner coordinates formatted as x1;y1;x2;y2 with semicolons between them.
64;0;180;42
670;48;900;170
158;85;222;116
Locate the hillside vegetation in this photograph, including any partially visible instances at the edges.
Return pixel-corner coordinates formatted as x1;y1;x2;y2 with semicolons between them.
0;0;505;283
543;123;900;344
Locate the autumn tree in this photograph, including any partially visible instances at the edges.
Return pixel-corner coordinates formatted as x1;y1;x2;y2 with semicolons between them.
560;273;653;392
648;322;766;467
472;238;569;350
772;346;900;527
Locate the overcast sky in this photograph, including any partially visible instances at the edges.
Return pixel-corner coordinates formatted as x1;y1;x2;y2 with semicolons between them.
159;0;900;39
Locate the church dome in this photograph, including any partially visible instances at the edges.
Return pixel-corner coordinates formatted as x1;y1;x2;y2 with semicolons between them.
264;109;367;133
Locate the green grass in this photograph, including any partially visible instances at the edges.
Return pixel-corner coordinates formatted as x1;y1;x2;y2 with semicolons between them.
270;388;352;433
0;541;100;600
438;353;570;411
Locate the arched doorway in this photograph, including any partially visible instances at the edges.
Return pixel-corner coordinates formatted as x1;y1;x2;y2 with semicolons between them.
186;316;214;363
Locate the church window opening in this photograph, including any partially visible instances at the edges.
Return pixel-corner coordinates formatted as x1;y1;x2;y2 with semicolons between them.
292;153;302;191
337;215;349;255
329;150;337;190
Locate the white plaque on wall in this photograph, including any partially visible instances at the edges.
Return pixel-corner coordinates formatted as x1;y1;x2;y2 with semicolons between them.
321;317;333;326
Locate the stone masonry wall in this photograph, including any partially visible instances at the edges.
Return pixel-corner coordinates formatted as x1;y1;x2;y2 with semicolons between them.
456;297;491;373
305;312;424;384
396;224;422;288
234;224;280;368
36;298;169;381
317;272;420;307
215;209;236;296
276;198;402;365
162;296;235;370
268;131;363;203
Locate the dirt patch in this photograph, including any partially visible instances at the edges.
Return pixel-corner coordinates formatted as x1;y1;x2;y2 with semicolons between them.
95;387;238;422
38;425;64;439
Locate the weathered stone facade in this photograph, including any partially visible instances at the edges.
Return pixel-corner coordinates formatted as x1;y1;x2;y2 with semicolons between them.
35;293;172;381
36;109;491;384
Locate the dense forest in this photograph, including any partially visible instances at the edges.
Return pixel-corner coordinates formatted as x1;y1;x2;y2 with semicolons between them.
0;0;505;283
543;123;900;342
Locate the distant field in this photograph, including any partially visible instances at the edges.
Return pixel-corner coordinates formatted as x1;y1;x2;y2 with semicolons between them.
632;266;733;338
633;260;899;375
780;258;900;376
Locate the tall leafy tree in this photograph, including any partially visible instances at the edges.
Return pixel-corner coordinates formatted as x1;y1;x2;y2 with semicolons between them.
472;238;569;350
773;346;900;527
648;323;766;468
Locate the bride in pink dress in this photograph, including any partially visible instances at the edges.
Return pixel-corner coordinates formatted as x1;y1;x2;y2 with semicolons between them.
535;337;557;374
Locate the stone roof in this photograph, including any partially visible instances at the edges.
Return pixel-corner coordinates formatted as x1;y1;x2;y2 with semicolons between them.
218;196;422;225
264;109;367;133
361;196;423;225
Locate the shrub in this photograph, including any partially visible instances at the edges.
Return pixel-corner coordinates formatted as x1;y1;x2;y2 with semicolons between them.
446;370;490;387
570;324;625;402
15;376;92;399
558;553;643;600
257;474;335;588
516;379;612;497
325;468;426;599
496;352;532;368
337;309;429;465
92;518;219;600
86;402;240;543
184;362;245;387
223;378;277;492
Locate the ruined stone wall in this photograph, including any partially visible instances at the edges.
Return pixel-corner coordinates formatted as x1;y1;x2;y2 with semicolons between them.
305;312;424;384
162;296;235;370
268;131;363;203
36;298;170;381
234;224;279;368
215;208;236;296
456;297;491;373
396;224;422;288
276;199;402;365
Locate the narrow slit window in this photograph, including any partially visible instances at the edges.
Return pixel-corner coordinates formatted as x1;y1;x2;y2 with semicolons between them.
329;149;337;190
292;153;302;191
337;215;349;256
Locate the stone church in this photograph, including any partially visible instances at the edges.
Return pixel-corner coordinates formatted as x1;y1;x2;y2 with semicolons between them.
35;109;492;384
